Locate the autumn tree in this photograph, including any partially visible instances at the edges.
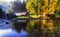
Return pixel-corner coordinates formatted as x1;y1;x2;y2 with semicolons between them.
26;0;58;18
26;0;41;16
55;0;60;17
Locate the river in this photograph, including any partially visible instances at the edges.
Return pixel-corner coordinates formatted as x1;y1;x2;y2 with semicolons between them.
0;19;60;37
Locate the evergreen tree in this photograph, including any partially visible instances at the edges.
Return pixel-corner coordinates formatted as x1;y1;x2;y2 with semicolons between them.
0;8;5;19
13;1;26;13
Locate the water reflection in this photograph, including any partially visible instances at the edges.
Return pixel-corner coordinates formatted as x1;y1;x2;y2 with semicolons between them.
12;20;28;32
0;19;60;37
26;19;60;37
0;19;28;37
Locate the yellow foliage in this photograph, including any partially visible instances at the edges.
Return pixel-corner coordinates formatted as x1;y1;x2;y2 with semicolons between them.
26;0;41;15
26;0;59;15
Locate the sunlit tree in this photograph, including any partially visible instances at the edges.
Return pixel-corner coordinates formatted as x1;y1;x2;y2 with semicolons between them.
26;0;58;18
55;0;60;17
26;0;41;16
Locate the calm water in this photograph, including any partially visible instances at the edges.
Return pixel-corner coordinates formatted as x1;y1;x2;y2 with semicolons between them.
0;19;60;37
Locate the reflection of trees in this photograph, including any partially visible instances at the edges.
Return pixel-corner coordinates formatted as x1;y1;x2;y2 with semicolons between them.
11;20;28;32
26;19;55;37
41;19;55;37
26;20;42;37
26;20;39;32
11;19;60;37
54;20;60;37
